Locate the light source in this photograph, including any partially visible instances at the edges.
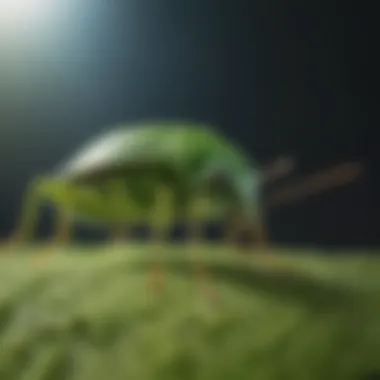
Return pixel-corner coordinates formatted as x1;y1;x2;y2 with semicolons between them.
0;0;54;33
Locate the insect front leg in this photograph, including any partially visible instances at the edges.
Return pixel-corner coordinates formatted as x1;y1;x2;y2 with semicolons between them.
9;176;44;246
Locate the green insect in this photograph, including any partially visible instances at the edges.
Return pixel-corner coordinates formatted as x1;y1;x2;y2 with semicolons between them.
11;120;274;246
9;119;364;294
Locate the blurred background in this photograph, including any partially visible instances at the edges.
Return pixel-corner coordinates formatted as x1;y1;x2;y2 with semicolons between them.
0;0;376;247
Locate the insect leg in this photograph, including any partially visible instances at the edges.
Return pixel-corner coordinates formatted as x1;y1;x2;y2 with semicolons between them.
252;214;269;248
224;208;243;248
52;202;72;246
147;184;172;295
111;224;126;243
8;177;44;247
107;180;131;247
110;222;130;251
188;195;217;301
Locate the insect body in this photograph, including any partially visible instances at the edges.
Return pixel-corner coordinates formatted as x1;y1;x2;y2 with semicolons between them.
11;119;364;249
12;120;267;245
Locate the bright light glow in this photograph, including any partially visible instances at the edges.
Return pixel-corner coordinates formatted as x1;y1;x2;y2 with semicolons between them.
60;133;126;176
0;0;54;33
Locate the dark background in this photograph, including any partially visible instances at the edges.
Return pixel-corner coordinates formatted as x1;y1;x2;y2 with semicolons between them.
0;0;376;246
